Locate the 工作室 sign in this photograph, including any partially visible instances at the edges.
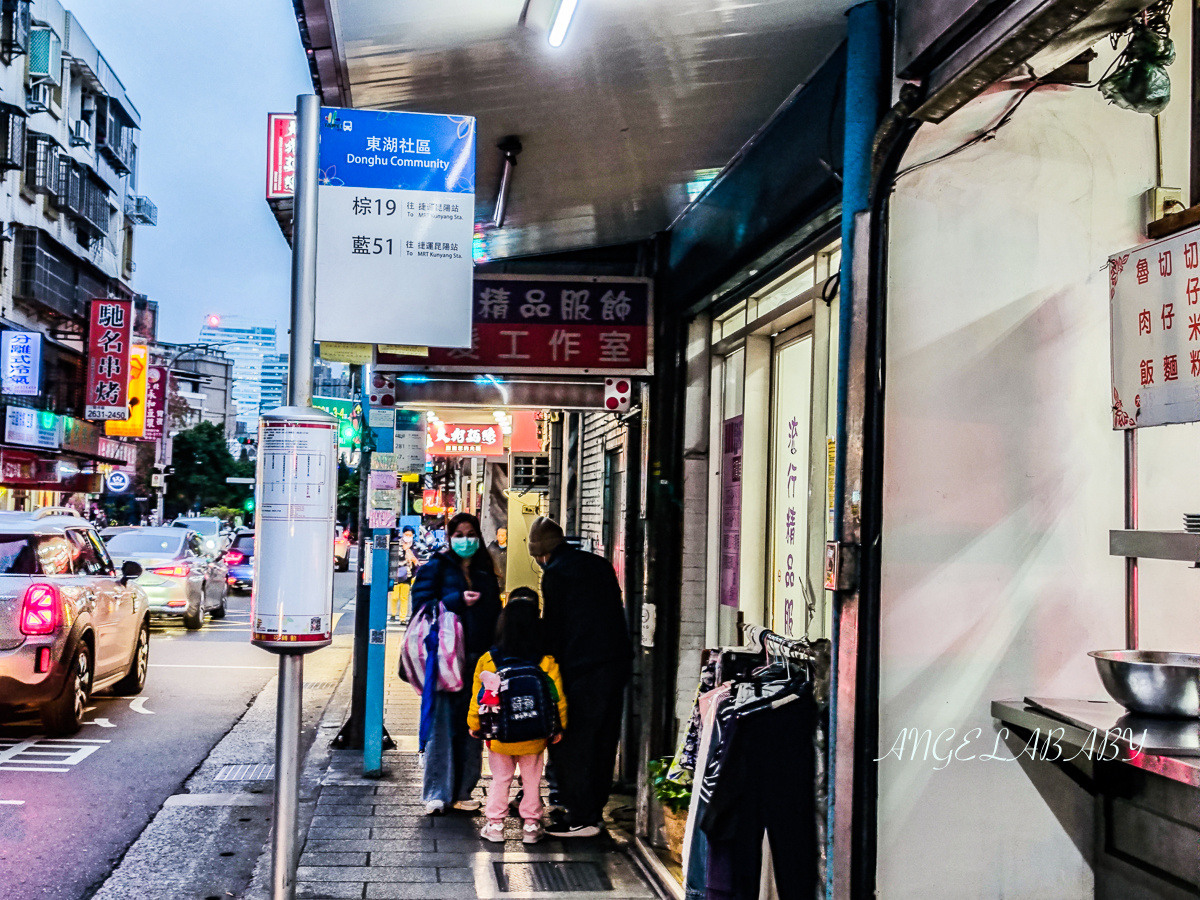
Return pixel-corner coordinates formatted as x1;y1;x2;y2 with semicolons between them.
314;106;475;349
376;275;653;375
85;298;133;420
1110;224;1200;428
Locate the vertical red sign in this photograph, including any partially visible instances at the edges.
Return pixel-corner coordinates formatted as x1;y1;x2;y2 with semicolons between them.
266;113;297;199
85;298;133;420
141;364;167;442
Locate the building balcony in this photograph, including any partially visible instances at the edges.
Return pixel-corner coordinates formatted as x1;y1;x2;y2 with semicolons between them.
124;193;156;225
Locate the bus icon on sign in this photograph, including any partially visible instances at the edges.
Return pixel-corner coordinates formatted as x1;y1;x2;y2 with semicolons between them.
106;471;131;493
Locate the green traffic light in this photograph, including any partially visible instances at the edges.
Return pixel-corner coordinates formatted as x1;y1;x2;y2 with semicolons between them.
243;498;255;513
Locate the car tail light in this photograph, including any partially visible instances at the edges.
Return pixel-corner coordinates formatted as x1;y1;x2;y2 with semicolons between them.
225;550;244;566
20;583;61;635
152;565;190;577
342;529;350;539
166;599;187;608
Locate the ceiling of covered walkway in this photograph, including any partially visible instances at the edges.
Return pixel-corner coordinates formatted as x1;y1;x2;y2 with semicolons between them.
296;0;853;261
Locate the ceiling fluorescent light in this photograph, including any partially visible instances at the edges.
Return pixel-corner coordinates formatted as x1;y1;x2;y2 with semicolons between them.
548;0;578;48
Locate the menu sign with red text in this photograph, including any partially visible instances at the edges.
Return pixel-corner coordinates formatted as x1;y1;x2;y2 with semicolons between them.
85;299;133;421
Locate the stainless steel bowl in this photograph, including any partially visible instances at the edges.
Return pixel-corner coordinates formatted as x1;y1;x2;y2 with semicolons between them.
1089;650;1200;718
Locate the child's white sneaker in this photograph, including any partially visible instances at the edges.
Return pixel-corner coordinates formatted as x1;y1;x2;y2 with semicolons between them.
522;821;544;844
480;820;506;843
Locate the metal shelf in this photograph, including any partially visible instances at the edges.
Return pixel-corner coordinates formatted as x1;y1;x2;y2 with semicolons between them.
1110;530;1200;562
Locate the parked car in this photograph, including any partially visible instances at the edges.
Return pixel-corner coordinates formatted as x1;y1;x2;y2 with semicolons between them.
334;524;351;572
225;530;254;593
0;508;149;735
171;516;227;554
106;527;227;629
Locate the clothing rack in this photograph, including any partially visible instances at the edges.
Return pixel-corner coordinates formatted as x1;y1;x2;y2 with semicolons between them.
740;623;816;661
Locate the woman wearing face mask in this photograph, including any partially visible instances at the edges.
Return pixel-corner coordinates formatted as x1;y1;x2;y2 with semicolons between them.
408;512;502;814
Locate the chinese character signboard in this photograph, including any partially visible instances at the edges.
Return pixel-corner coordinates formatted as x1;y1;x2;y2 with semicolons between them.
428;421;503;456
1110;225;1200;428
106;345;149;438
85;299;133;420
266;112;297;199
314;107;475;349
1;332;40;396
394;410;426;474
5;407;62;449
142;365;167;443
375;275;652;375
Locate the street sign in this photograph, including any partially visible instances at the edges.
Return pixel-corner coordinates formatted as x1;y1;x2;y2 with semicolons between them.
314;106;476;349
225;476;256;484
375;274;653;375
393;410;426;474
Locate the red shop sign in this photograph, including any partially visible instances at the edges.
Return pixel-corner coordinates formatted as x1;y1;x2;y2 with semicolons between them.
85;298;133;421
427;422;504;457
266;113;297;199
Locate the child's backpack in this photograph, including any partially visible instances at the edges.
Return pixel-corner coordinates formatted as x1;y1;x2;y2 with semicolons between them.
488;652;560;744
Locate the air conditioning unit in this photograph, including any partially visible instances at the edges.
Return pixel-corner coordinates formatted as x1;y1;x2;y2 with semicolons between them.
25;80;49;112
69;118;89;147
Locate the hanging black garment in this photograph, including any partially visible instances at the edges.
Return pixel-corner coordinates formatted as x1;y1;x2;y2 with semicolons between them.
700;682;817;900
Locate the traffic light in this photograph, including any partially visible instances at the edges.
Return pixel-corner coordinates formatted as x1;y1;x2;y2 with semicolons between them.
338;417;361;449
243;497;255;513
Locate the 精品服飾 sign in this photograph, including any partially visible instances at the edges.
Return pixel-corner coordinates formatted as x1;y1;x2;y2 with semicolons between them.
1;332;40;396
1110;224;1200;428
375;275;653;375
85;299;133;420
427;421;504;457
314;106;476;349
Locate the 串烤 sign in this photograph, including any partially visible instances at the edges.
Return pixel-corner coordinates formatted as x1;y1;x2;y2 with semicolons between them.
376;275;652;375
314;106;475;349
1111;224;1200;428
85;299;133;420
1;332;40;396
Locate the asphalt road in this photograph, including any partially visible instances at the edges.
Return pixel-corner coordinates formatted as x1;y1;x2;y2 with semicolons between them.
0;568;359;900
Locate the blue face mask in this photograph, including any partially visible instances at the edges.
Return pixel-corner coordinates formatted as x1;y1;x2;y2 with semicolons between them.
451;536;479;558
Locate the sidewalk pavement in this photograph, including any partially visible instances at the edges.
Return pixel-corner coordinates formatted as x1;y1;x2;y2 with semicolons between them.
267;626;662;900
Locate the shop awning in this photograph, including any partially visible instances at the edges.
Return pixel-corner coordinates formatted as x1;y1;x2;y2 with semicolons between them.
294;0;856;260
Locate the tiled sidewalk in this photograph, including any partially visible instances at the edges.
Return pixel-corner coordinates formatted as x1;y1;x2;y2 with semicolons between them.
292;630;659;900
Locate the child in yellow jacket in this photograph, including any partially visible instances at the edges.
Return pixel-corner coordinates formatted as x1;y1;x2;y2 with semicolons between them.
468;588;568;844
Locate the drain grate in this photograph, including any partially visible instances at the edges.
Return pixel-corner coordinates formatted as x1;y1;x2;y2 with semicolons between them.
494;861;612;893
214;764;275;782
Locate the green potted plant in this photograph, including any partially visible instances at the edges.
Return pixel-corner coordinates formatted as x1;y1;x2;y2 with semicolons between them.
648;758;692;863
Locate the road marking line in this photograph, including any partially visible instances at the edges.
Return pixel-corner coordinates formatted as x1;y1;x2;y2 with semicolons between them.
129;698;154;715
83;717;115;728
149;664;277;669
0;800;24;804
0;766;68;773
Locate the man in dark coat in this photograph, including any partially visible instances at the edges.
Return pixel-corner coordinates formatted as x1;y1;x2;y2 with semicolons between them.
529;516;633;838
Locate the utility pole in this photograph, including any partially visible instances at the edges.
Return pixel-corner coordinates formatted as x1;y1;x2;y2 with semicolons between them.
268;93;321;900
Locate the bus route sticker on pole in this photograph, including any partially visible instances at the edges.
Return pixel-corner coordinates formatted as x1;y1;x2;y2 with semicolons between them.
314;106;476;349
251;406;338;650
